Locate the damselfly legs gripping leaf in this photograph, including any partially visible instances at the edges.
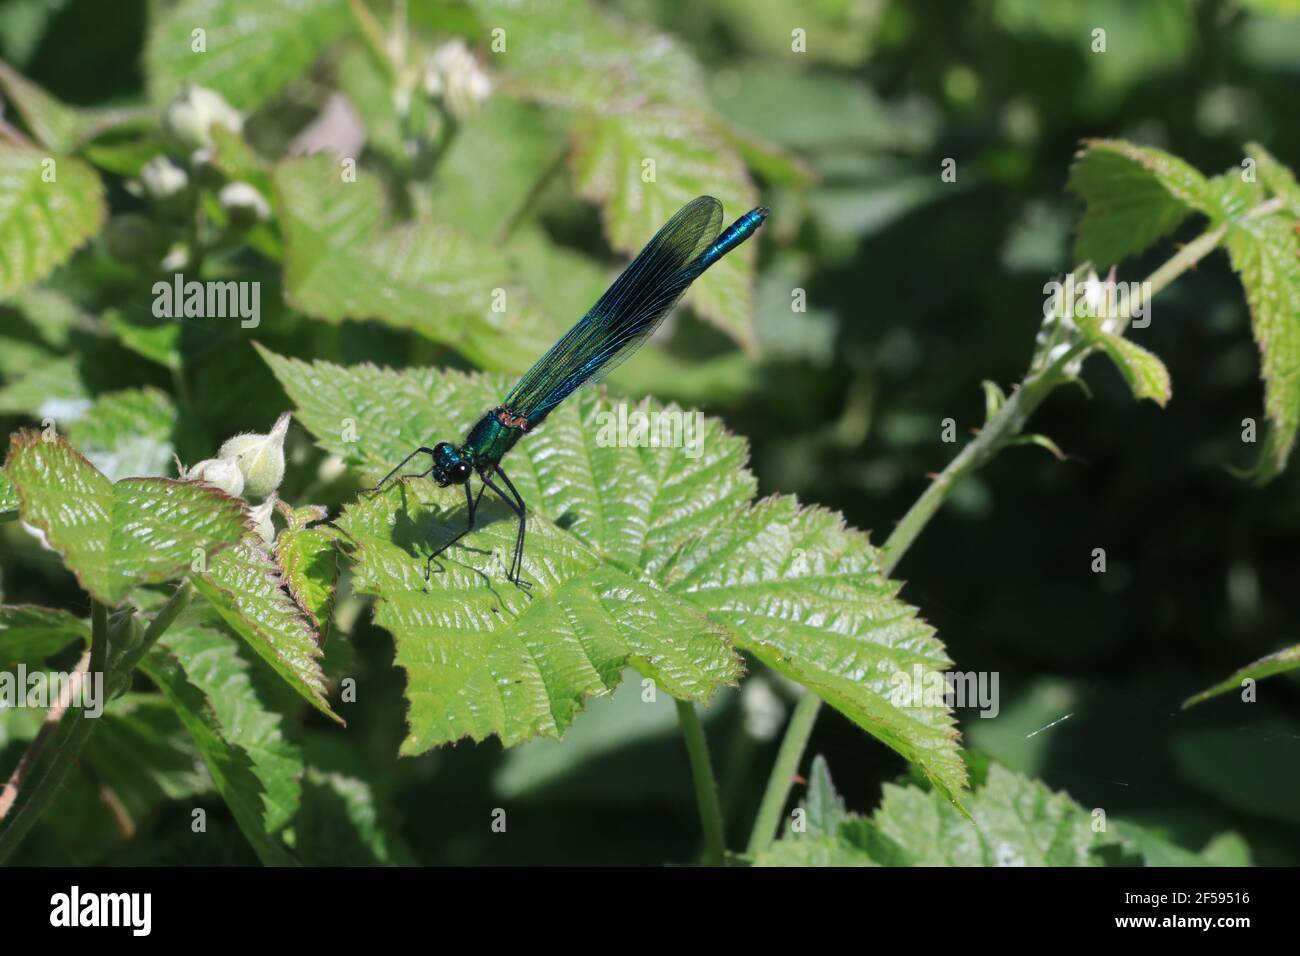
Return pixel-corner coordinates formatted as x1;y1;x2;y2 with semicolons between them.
368;197;769;586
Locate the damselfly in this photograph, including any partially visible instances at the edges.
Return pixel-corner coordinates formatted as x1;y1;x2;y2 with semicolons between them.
368;196;768;586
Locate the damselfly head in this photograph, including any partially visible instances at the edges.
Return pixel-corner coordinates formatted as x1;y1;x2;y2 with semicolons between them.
432;441;472;486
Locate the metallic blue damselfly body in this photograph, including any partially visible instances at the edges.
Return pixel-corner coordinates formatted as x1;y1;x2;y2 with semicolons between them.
369;196;768;586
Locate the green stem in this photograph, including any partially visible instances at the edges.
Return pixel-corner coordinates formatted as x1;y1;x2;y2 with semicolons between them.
0;602;108;863
744;209;1255;855
675;700;726;866
0;582;194;863
744;691;821;854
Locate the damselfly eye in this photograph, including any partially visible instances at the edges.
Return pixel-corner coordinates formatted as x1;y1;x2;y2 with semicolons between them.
450;461;471;483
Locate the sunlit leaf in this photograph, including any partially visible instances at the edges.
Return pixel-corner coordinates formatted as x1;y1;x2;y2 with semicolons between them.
4;431;248;605
1184;644;1300;708
0;144;105;299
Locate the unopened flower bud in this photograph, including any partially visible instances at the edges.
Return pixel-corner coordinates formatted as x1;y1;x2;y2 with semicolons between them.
423;39;491;118
185;456;246;497
139;155;189;200
162;85;243;152
217;412;290;498
249;493;278;547
217;181;271;227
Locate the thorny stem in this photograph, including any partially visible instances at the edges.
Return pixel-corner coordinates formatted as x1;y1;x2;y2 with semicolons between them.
676;700;727;866
745;203;1275;856
0;582;194;862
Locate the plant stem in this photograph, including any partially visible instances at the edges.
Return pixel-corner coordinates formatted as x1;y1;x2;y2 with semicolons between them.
744;208;1260;855
0;582;194;862
675;700;726;866
744;691;821;854
0;602;108;863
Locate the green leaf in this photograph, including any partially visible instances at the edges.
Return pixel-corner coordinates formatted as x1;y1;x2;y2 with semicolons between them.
140;623;303;865
0;467;17;514
1183;644;1300;707
66;387;177;481
1173;721;1300;826
0;60;148;152
467;0;705;111
273;504;339;638
757;759;1102;867
1093;334;1172;406
262;350;965;795
144;0;351;110
1068;138;1214;267
0;144;105;299
191;536;340;724
273;155;557;373
1221;209;1300;478
4;431;248;605
1247;142;1300;219
0;604;88;668
571;108;761;355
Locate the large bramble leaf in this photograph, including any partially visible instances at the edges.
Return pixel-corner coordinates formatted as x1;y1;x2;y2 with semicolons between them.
466;0;706;111
755;757;1104;867
1222;210;1300;478
191;536;340;724
1068;139;1214;267
273;155;558;374
570;108;761;355
0;604;88;668
144;0;351;110
0;144;105;299
261;349;966;798
140;623;303;865
4;432;248;605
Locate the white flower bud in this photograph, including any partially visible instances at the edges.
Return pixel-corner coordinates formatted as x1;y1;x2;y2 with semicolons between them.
185;456;246;497
424;39;491;118
741;676;787;742
139;155;189;200
217;412;290;499
162;85;243;152
218;181;271;226
249;493;278;547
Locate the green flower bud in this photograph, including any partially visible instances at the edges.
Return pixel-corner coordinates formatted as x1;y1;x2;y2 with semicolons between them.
185;456;245;497
162;85;243;152
217;412;290;499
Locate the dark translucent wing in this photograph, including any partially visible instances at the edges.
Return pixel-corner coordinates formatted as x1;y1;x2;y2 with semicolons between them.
505;197;724;423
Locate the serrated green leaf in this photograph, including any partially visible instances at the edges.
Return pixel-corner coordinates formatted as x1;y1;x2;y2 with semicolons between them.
274;512;338;638
262;350;964;795
663;497;966;801
144;0;351;110
4;431;248;605
1068;139;1214;267
67;387;177;481
466;0;705;111
571;108;761;354
759;759;1100;866
274;155;557;373
140;624;302;865
0;144;105;299
191;535;340;724
1223;213;1300;478
0;60;148;152
0;603;88;668
1184;644;1300;708
1247;142;1300;218
1093;333;1172;406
